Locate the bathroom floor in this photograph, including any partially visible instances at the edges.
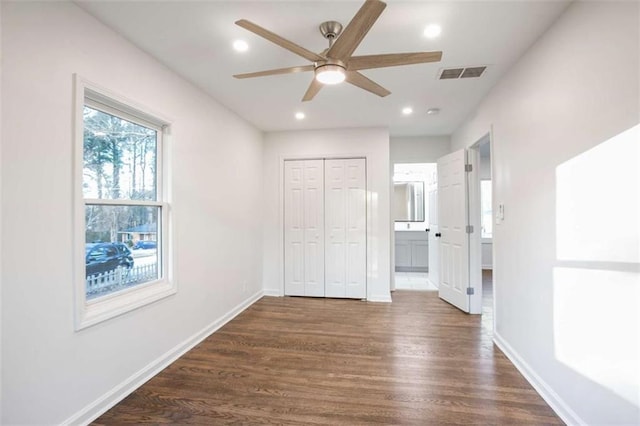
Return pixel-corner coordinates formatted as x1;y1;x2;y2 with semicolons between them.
394;272;438;291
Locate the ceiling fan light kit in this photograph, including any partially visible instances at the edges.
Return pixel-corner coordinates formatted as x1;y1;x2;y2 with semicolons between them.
315;64;346;85
233;0;443;101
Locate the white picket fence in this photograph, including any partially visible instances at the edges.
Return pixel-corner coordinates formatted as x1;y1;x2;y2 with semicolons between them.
86;263;158;299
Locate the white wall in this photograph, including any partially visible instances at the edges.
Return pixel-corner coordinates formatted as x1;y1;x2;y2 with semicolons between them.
390;135;450;164
1;2;264;424
452;1;639;424
262;127;391;302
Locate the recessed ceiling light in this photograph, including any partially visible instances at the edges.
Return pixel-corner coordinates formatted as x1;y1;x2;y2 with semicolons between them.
423;24;442;39
233;40;249;52
402;107;413;115
426;108;440;115
295;112;305;120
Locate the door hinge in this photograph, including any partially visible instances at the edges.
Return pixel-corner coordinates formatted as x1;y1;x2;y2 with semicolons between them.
466;287;475;295
465;164;473;172
466;225;474;233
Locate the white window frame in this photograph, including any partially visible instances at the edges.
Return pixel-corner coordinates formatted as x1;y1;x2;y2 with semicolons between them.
73;75;175;330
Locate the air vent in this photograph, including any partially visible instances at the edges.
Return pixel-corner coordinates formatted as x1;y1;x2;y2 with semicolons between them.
439;66;487;80
439;68;464;79
461;66;487;78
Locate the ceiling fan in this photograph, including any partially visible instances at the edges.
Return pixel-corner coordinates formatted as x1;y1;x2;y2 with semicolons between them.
233;0;443;102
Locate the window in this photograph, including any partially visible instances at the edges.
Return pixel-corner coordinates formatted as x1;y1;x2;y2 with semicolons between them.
74;76;174;329
481;180;493;239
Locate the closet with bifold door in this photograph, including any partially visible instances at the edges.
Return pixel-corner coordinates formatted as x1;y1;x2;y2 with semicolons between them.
284;158;366;299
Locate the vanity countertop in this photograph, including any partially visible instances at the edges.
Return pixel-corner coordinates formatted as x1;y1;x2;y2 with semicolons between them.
395;230;429;241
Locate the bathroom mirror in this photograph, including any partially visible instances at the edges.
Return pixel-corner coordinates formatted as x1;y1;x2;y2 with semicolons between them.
394;181;425;222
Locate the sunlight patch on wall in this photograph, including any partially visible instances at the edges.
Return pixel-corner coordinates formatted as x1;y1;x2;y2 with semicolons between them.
554;123;640;408
556;124;639;263
553;267;639;407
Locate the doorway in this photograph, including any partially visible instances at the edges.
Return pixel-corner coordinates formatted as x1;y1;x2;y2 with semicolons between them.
470;135;494;325
392;163;438;291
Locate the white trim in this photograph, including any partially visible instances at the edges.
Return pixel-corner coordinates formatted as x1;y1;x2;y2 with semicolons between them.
62;289;266;426
493;332;585;426
83;82;172;127
367;294;392;303
79;281;176;329
481;265;493;271
73;74;176;330
85;97;163;132
262;288;282;297
488;125;497;336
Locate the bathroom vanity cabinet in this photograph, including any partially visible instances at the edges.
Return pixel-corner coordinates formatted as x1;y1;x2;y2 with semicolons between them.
395;231;429;272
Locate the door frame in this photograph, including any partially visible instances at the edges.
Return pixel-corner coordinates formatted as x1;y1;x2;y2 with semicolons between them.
468;129;495;322
277;154;371;299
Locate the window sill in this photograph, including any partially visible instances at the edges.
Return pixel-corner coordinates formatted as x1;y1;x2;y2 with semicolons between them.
76;279;176;330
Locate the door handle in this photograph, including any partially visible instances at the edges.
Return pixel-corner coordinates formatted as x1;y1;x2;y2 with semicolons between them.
435;233;441;238
425;228;430;232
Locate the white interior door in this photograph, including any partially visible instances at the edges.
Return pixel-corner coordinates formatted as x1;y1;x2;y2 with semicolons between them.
325;158;366;298
284;160;324;297
437;149;470;312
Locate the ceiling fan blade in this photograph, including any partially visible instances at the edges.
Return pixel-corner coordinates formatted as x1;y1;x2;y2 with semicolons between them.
302;78;323;102
327;0;386;62
234;65;315;79
345;71;391;97
236;19;324;62
348;51;443;71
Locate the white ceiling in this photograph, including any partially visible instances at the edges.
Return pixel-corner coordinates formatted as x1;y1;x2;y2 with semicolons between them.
77;0;570;136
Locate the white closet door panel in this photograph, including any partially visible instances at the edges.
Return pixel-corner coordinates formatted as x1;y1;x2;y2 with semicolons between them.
325;160;347;297
303;160;325;297
325;159;366;299
345;159;366;298
284;161;305;296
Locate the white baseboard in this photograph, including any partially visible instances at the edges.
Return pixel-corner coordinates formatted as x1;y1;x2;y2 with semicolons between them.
426;278;439;289
367;294;392;303
262;288;281;297
62;289;265;426
493;332;585;426
482;265;493;270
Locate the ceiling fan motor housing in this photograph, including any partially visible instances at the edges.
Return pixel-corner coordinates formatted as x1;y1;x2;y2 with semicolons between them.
319;21;343;43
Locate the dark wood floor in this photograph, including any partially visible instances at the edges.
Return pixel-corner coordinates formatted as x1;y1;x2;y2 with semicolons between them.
95;271;561;425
